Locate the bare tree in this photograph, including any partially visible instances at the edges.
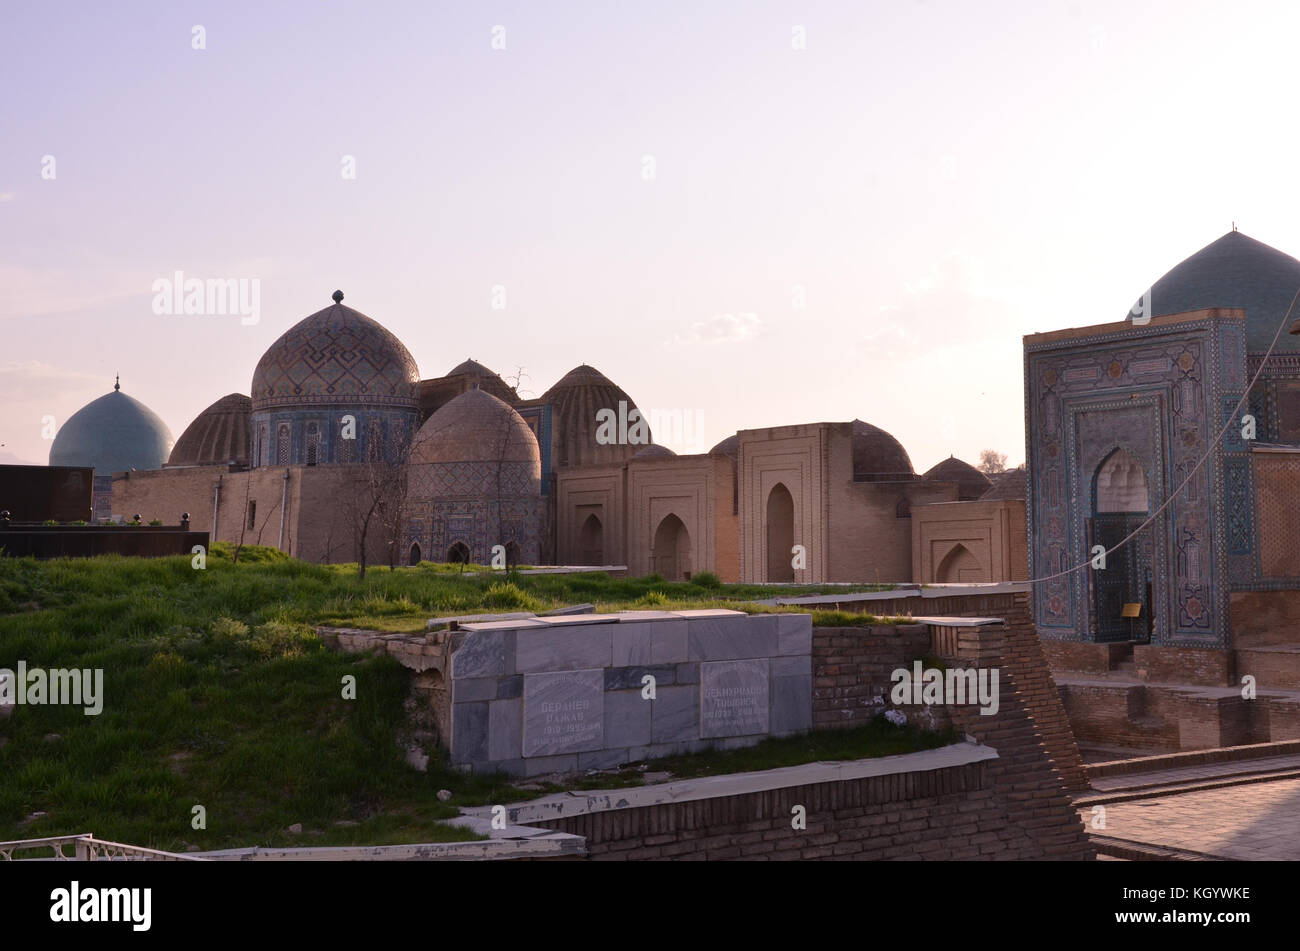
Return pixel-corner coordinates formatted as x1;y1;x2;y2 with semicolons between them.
232;475;253;564
977;449;1008;475
342;422;411;579
503;365;533;400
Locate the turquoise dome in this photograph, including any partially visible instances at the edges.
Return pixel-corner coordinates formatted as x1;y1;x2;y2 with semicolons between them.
1129;231;1300;352
49;385;173;474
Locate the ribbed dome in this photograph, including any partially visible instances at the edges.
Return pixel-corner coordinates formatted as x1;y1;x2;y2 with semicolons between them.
1130;231;1300;352
851;420;914;481
709;434;739;458
923;456;991;500
168;393;251;466
49;385;173;474
410;388;540;469
632;443;676;460
540;364;650;468
250;297;419;411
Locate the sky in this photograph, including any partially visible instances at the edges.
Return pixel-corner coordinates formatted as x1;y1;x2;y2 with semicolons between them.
5;0;1300;471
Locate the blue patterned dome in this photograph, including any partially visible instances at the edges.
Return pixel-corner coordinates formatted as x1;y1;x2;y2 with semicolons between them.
49;383;173;474
251;295;419;411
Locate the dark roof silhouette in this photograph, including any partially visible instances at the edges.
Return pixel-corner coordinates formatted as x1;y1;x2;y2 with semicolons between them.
1131;231;1300;351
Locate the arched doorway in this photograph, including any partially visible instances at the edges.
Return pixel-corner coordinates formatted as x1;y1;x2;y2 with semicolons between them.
447;541;471;564
579;513;604;565
766;483;795;582
936;543;982;582
1090;448;1151;642
652;514;691;580
408;542;421;566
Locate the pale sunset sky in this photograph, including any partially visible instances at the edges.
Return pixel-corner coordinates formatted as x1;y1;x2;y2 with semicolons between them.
5;0;1300;468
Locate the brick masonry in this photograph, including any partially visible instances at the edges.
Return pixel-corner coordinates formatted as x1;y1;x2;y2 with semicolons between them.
530;589;1094;859
530;756;1091;861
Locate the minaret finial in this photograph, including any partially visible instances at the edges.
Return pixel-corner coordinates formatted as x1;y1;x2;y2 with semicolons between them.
114;374;120;391
332;289;344;303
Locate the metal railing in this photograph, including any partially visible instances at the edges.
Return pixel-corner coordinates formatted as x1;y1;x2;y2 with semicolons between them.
0;834;205;861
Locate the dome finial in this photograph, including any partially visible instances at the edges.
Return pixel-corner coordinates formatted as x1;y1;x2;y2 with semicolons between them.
332;289;344;303
114;374;120;391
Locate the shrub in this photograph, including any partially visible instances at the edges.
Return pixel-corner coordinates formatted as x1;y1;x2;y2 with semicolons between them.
210;616;251;641
480;582;544;612
635;590;670;607
148;519;164;526
689;571;722;589
250;621;318;659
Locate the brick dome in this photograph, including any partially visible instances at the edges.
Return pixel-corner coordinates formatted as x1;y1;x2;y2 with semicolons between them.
168;393;251;466
540;364;650;468
250;296;419;411
709;434;739;459
410;388;540;469
851;420;914;481
923;455;991;500
632;443;676;460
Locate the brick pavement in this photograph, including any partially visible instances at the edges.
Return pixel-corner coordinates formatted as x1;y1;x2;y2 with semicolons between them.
1080;774;1300;860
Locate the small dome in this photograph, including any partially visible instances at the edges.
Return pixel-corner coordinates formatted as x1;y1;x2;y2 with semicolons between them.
709;434;739;459
540;364;649;468
410;388;540;469
632;443;676;460
168;393;251;466
251;297;419;411
49;385;173;474
923;456;991;500
851;420;914;480
981;467;1026;501
1129;231;1300;352
447;358;499;378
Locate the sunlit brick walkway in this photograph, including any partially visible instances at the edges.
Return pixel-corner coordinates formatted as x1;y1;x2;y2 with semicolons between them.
1079;772;1300;860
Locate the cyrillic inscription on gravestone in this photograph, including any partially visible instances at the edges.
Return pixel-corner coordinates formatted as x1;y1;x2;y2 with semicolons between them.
700;659;769;738
522;668;604;756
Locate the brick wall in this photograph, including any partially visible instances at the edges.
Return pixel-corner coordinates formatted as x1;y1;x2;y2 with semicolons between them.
812;624;933;729
810;590;1088;794
527;588;1095;860
531;758;1091;860
1041;640;1128;675
1131;644;1233;686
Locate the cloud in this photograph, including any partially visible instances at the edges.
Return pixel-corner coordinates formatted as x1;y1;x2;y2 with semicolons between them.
860;255;1022;361
0;360;104;402
669;311;762;346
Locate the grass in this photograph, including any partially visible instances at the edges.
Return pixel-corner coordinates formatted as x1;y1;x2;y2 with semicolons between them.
0;549;923;850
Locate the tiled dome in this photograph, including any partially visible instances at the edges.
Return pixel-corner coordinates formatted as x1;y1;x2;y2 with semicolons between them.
250;295;419;411
922;455;991;500
1130;231;1300;352
49;383;173;474
851;420;914;481
541;364;649;468
410;388;540;469
168;393;251;466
